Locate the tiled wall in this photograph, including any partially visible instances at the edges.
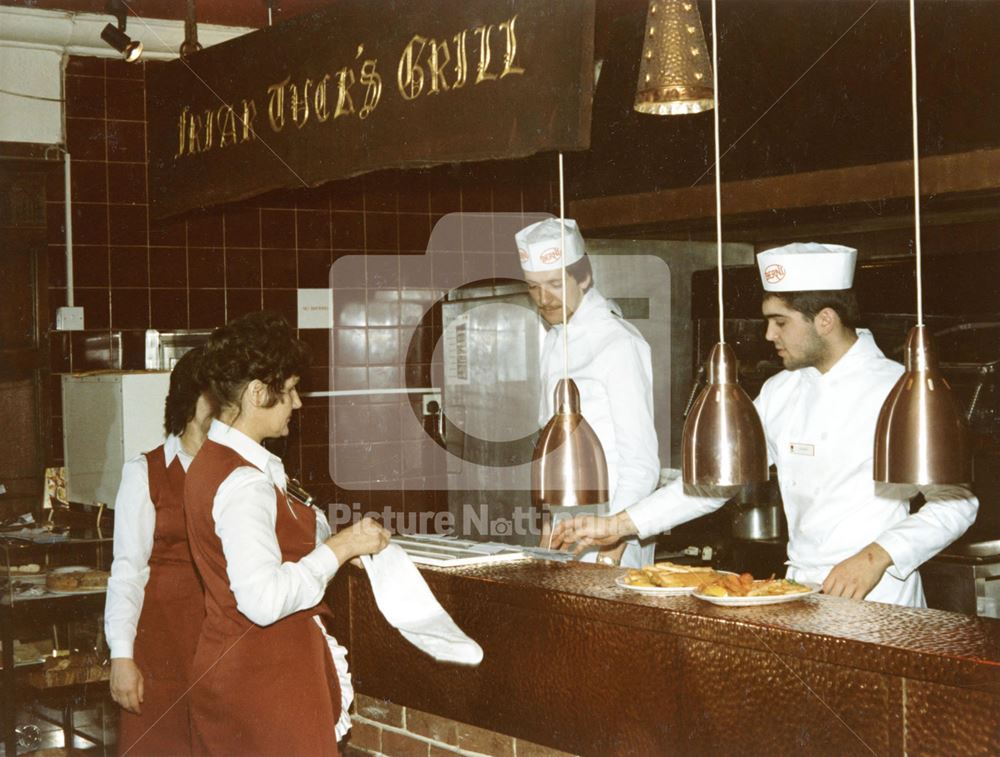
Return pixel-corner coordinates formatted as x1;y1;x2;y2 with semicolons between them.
47;55;556;518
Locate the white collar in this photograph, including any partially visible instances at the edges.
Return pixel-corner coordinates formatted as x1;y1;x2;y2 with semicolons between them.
207;419;286;486
164;434;187;465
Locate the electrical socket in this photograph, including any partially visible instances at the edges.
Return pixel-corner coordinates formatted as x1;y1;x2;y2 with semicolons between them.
56;306;85;331
421;392;442;416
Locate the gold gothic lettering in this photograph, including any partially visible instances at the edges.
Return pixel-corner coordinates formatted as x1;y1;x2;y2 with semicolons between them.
499;15;526;78
452;30;468;88
358;60;382;119
267;77;290;132
314;75;331;122
475;25;497;84
240;99;258;142
217;106;238;147
397;35;427;100
428;39;451;94
175;106;190;158
335;67;356;117
291;79;312;128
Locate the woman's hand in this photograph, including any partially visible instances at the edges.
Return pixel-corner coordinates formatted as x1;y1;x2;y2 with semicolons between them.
324;517;391;566
110;657;144;715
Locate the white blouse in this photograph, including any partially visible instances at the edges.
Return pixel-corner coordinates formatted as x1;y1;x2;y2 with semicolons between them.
105;434;192;659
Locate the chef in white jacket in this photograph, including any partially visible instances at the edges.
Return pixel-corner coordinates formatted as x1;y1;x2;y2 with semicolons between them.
552;242;978;606
516;218;659;568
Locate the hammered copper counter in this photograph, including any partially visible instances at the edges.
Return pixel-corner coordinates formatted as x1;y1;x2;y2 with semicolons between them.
328;560;1000;756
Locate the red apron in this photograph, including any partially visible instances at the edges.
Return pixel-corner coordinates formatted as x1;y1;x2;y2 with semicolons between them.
118;445;205;757
184;440;341;757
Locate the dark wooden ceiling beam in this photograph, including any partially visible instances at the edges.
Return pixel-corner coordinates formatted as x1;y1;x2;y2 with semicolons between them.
569;148;1000;234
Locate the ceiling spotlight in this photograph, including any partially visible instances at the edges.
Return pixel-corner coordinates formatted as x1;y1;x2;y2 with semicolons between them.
101;0;143;63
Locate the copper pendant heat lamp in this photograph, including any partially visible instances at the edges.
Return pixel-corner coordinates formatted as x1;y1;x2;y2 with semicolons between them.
874;326;970;483
675;0;767;486
532;379;609;508
873;0;971;485
683;343;767;486
634;0;714;115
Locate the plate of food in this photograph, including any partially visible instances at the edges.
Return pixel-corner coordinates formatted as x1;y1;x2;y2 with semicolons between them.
615;562;728;596
45;567;109;595
692;572;819;606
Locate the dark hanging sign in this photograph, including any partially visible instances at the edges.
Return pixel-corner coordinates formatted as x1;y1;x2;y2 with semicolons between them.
147;0;595;218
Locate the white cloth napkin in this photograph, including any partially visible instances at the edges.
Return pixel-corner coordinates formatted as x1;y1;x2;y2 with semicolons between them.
361;544;483;666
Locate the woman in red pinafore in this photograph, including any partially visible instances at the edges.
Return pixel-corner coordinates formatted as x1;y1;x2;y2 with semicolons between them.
184;312;389;756
105;347;212;756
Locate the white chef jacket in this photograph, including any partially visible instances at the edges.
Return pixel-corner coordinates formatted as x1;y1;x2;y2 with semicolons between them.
207;420;353;739
628;330;978;607
105;434;191;659
540;287;660;568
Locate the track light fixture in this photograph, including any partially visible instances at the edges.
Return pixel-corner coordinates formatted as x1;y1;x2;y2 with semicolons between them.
101;0;142;63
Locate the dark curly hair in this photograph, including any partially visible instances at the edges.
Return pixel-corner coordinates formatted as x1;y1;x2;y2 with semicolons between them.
764;289;862;329
198;311;310;413
164;346;205;436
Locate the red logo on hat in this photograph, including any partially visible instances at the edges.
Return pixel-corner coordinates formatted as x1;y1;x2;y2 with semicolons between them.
518;249;529;263
539;248;562;264
764;264;786;284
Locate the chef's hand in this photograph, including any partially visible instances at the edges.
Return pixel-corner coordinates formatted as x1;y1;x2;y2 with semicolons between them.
550;512;638;556
325;517;391;565
822;542;893;600
110;657;144;715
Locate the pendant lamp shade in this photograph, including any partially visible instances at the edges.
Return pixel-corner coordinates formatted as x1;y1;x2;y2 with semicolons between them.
874;325;971;484
532;379;609;508
682;343;768;486
634;0;714;115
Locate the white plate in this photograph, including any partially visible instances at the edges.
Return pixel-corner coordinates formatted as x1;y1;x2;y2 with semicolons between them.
614;570;735;596
692;582;821;606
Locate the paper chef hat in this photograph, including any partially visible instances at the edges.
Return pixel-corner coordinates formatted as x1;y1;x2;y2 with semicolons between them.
757;242;858;292
514;218;585;273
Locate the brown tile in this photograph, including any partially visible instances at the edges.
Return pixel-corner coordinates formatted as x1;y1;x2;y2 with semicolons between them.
224;206;260;247
107;162;146;204
72;203;109;245
226;288;262;320
188;290;226;329
428;172;461;214
65;74;106;120
149;246;187;287
109;203;148;245
428;746;461;757
331;211;364;250
261;208;296;248
106;120;146;163
106;78;145;121
298;403;330;445
333;366;368;392
522;180;553;214
150;288;187;329
262;248;297;287
355;695;404;728
70;160;108;203
256;188;296;209
149;214;187;246
121;328;146;369
46;165;65;202
365;213;398;252
299;328;331;366
107;58;145;80
456;722;514;757
514;738;576;757
404;709;457;745
46;200;66;244
262;288;296;324
302;364;330;393
296;209;331;249
331;256;365;290
493;183;523;213
366;255;400;289
50;331;71;373
47;287;66;329
110;288;149;330
460;183;492;212
363;172;398;213
397;173;430;213
333;400;370;445
226;248;261;288
398;214;431;253
335;328;367;366
289;184;329;210
399;255;434;289
66;56;105;77
188;247;225;287
73;245;109;287
298;249;332;287
187;211;225;246
348;718;381;752
73;288;110;329
109;246;148;287
380;730;429;757
329;176;364;211
300;444;333;486
66;117;107;161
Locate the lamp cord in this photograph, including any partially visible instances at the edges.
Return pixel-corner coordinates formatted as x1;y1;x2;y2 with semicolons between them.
559;152;569;385
710;0;724;344
908;0;923;327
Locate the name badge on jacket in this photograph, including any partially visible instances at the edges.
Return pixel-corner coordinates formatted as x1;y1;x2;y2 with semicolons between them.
790;442;815;456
